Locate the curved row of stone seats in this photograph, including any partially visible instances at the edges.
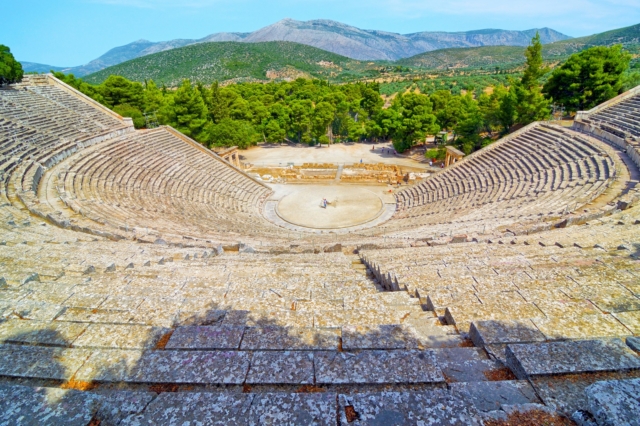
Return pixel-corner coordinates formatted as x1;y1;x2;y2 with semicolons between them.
361;202;640;346
574;84;640;173
383;123;618;238
0;75;132;228
1;198;638;422
586;94;640;138
1;236;495;396
395;124;612;213
0;75;294;245
48;126;288;243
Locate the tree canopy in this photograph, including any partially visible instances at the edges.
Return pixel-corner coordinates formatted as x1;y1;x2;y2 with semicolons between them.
543;45;631;112
512;33;551;126
0;45;24;86
45;34;633;156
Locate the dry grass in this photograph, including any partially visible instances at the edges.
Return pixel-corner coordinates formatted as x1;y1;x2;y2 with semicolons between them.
344;405;359;422
458;339;475;348
149;383;179;393
61;378;98;391
484;367;517;381
296;385;325;393
154;331;174;350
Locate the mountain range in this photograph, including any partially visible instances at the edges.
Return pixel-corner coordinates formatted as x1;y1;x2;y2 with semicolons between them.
20;18;571;76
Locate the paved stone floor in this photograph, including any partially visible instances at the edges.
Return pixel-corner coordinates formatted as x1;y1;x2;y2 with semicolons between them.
242;142;428;169
276;185;384;229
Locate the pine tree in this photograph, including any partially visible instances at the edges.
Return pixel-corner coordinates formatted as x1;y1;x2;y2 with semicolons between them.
543;45;631;112
169;80;208;140
513;33;551;125
0;45;23;86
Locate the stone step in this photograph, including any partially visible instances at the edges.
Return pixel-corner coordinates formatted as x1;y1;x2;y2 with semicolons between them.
506;339;640;380
0;384;103;426
0;343;445;385
450;380;541;414
121;392;336;426
341;323;462;350
337;389;483;425
584;378;640;426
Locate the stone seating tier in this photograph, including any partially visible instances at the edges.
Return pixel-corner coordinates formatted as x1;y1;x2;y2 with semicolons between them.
1;76;639;423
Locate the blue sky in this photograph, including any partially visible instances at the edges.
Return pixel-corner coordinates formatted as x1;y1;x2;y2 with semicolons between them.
3;0;640;66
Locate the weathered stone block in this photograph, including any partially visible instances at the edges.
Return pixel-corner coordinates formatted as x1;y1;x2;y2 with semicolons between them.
585;378;640;426
469;319;545;347
506;339;640;380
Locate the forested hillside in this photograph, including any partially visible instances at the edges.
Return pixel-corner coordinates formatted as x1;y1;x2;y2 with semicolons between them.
84;42;372;86
399;23;640;70
52;39;632;158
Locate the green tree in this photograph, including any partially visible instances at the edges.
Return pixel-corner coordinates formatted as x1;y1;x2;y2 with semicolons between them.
289;99;313;143
312;101;336;143
543;45;631;112
493;85;518;133
0;45;23;85
431;90;464;131
263;119;286;143
513;33;551;125
360;86;383;118
206;118;257;149
99;75;144;109
143;80;165;113
425;147;446;161
454;94;485;154
390;93;440;152
206;82;237;124
168;80;208;140
113;104;145;129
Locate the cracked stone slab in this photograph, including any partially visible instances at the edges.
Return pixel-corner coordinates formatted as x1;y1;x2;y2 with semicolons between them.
55;307;140;325
450;380;541;412
585;378;640;426
61;293;107;309
613;311;640;334
341;324;445;350
590;295;640;313
95;390;157;426
175;309;227;326
315;350;444;384
0;344;92;380
120;392;253;426
444;302;544;333
506;339;640;380
434;347;504;383
0;319;87;346
532;314;632;340
0;384;103;426
338;390;482;425
241;326;339;350
72;324;165;349
75;349;143;382
131;350;251;384
246;351;314;384
530;371;640;416
469;319;545;347
165;325;244;350
223;309;313;327
248;392;336;425
6;301;64;321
